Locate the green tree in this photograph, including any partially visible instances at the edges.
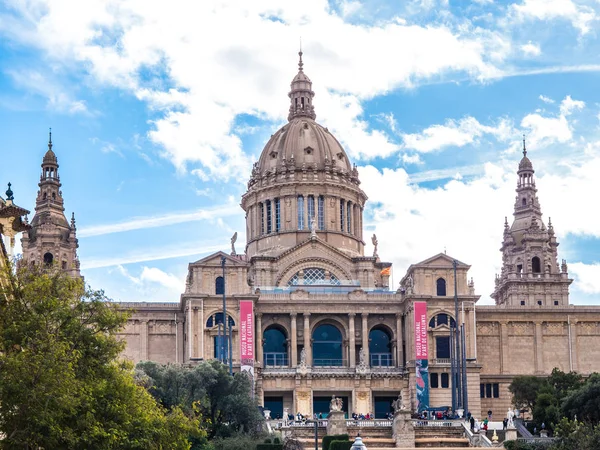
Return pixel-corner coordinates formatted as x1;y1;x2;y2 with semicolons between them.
137;360;264;438
561;373;600;424
0;264;198;449
509;375;546;413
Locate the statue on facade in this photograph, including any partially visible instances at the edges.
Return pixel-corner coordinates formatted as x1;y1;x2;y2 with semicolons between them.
507;408;515;428
405;274;414;294
372;234;378;258
310;216;317;238
356;346;369;374
297;347;308;373
329;395;343;412
231;232;237;256
392;392;405;412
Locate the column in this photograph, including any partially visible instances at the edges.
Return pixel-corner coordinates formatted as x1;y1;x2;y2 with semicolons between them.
569;319;578;372
362;313;369;365
349;313;356;367
257;314;263;367
140;319;149;361
396;313;404;367
499;321;508;374
534;321;543;374
290;313;298;367
303;313;311;366
176;319;184;363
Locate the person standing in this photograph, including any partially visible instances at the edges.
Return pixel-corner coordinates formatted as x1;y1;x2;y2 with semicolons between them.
470;416;475;432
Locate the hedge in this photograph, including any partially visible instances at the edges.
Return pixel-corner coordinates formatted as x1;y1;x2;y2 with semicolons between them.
256;444;283;450
330;440;353;450
322;434;350;450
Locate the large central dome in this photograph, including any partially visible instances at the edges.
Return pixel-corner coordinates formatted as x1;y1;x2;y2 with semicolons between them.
241;52;367;259
256;118;353;175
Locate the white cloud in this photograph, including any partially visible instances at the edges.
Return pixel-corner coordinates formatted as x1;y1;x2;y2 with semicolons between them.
401;116;514;153
401;153;423;165
6;69;89;114
113;265;185;300
78;204;241;237
521;41;541;56
521;95;584;148
570;262;600;294
559;95;585;116
511;0;596;34
539;95;554;104
0;0;510;178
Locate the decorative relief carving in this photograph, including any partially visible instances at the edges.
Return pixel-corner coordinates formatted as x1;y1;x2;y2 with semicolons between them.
297;391;310;400
509;322;533;336
357;391;368;400
477;322;499;335
543;322;565;335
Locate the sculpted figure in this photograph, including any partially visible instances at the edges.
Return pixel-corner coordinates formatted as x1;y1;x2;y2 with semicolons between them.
231;232;237;256
372;234;378;257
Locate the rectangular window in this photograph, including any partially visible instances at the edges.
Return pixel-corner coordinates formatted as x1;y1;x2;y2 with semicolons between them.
430;373;439;388
308;195;315;225
347;202;352;233
480;383;485;398
493;383;499;398
441;373;449;388
260;203;265;235
436;336;450;359
275;198;281;232
340;199;345;232
266;200;272;234
485;383;492;398
318;195;325;230
297;196;304;230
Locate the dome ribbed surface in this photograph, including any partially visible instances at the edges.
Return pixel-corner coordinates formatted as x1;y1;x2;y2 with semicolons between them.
257;117;352;174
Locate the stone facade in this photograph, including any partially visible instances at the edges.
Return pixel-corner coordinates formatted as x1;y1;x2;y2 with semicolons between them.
16;54;600;421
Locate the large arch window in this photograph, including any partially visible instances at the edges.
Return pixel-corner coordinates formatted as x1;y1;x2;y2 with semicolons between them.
369;327;392;367
263;326;288;366
312;324;343;366
436;278;447;296
287;267;341;286
532;256;541;273
215;276;224;295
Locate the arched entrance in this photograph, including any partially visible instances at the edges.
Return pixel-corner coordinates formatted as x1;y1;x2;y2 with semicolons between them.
312;324;343;366
263;326;288;367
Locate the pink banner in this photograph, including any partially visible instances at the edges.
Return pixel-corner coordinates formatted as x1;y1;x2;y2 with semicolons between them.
414;301;428;359
240;300;254;366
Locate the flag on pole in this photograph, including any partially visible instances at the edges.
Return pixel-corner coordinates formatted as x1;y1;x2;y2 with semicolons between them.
380;267;391;276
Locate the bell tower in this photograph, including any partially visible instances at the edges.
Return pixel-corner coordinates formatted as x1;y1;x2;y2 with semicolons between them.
491;138;571;306
21;130;80;277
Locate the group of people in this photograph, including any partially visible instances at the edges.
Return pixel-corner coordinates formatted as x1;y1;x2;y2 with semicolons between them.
351;412;376;420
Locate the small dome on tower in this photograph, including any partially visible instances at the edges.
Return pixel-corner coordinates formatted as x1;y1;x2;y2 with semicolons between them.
43;129;58;164
518;135;533;172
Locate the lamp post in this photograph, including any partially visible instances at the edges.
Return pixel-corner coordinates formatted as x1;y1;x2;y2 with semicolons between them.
221;256;229;372
453;259;462;412
305;419;318;450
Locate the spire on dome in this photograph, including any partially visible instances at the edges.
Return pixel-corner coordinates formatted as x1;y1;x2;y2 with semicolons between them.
288;50;316;121
522;134;526;157
48;127;52;151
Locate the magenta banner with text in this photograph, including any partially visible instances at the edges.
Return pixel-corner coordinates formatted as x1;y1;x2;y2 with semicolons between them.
414;301;428;359
239;300;254;370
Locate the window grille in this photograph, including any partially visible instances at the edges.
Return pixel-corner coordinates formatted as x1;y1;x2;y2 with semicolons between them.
266;200;272;234
287;267;341;286
260;203;264;235
275;198;281;232
318;196;325;230
340;199;345;232
347;202;352;233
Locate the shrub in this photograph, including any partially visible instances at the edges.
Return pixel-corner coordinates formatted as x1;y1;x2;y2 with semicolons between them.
329;440;352;450
322;434;350;450
212;435;265;450
256;445;284;450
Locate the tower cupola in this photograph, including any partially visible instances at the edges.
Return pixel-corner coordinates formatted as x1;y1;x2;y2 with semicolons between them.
288;51;316;121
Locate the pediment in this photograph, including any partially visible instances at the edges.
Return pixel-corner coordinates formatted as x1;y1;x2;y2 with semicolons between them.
190;251;248;267
274;236;354;264
414;253;469;269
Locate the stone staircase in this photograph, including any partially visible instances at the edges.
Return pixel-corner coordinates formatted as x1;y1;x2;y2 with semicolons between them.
414;426;470;447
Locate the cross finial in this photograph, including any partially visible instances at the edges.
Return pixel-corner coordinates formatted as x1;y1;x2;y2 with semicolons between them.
6;182;14;201
48;127;53;150
522;134;527;157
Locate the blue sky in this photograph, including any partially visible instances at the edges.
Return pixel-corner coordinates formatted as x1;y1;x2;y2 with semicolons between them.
1;0;600;304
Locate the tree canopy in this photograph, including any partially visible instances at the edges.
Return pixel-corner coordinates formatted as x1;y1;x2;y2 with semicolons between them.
0;264;198;449
137;360;264;439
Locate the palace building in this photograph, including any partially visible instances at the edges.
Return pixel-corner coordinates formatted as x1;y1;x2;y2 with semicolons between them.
16;53;600;421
